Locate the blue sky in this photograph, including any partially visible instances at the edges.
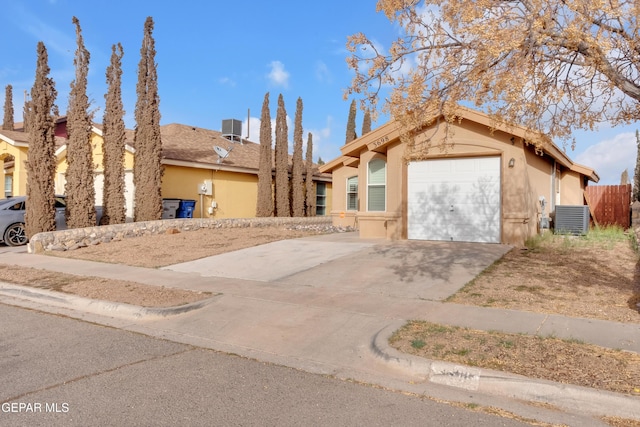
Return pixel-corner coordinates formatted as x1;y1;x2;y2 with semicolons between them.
1;0;637;185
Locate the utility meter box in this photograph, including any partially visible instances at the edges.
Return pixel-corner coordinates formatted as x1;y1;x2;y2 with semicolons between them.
198;180;213;195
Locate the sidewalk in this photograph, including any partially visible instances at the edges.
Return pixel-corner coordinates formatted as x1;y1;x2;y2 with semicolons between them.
0;234;638;424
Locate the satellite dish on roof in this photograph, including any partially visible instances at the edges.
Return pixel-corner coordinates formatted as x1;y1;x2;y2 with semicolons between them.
213;145;232;164
213;145;229;158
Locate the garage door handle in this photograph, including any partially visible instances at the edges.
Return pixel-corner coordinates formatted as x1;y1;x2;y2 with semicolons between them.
449;205;454;212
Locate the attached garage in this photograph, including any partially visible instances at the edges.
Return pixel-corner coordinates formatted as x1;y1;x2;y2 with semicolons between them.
320;107;599;246
407;157;501;243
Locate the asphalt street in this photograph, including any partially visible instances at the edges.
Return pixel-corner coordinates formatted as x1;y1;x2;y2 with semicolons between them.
0;303;534;427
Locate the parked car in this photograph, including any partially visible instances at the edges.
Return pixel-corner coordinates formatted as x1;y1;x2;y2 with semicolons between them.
0;195;102;247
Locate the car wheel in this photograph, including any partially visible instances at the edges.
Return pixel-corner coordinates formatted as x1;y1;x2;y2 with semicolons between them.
4;223;28;247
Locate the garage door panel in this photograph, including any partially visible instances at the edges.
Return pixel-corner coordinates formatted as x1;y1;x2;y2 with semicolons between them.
408;157;501;243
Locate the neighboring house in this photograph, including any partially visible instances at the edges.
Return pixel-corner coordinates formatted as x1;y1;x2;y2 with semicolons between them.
159;122;331;218
0;126;31;198
54;122;137;219
1;119;332;220
320;107;598;245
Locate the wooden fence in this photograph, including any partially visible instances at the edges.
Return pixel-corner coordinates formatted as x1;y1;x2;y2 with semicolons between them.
584;184;631;228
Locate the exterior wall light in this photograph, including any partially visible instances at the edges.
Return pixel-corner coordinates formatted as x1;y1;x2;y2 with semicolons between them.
508;158;515;168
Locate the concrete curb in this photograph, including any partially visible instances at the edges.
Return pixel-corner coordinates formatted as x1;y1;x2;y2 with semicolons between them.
371;320;640;420
0;282;216;320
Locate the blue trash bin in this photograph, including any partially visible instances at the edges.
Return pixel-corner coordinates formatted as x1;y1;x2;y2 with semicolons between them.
176;199;196;218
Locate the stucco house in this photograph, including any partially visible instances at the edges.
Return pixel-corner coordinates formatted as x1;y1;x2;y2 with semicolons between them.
1;119;331;220
157;122;332;219
320;107;598;245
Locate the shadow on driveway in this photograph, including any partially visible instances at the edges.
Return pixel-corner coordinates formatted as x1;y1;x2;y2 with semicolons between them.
280;239;511;301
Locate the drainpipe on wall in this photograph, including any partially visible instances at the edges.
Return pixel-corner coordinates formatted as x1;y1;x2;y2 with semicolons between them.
551;160;557;213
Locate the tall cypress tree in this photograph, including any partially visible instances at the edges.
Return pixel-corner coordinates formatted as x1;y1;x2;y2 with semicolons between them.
291;97;304;217
345;99;357;143
25;42;57;239
3;84;13;130
304;132;315;217
102;43;127;224
256;92;274;217
134;17;163;222
23;90;30;132
362;109;372;135
65;16;96;229
274;94;290;217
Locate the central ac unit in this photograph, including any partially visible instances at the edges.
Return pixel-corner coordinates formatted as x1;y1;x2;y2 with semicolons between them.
554;205;590;235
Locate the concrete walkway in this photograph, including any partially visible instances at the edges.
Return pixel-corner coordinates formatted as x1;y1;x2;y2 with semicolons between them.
0;232;638;425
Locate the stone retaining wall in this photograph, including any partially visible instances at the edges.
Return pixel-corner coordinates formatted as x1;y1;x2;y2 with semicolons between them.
28;217;335;254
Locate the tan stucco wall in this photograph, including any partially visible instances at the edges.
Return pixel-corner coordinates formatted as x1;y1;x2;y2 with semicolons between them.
560;170;585;205
328;164;359;228
356;148;405;239
327;117;589;245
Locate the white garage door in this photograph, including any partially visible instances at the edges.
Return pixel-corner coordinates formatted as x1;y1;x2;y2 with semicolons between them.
407;157;501;243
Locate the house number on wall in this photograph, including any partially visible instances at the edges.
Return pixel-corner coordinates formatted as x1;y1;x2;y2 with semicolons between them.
371;136;389;148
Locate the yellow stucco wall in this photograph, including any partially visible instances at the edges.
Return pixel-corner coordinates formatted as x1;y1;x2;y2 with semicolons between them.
0;141;28;197
162;165;331;219
162;166;258;218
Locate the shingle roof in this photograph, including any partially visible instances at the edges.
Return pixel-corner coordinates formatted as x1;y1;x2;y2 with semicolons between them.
2;121;329;180
160;123;263;171
0;129;28;144
0;128;66;148
159;123;329;180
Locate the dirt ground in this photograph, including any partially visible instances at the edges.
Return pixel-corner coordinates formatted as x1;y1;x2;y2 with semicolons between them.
448;234;640;324
50;226;324;268
0;227;329;307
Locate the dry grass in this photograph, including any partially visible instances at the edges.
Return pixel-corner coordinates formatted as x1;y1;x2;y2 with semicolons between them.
391;320;640;396
448;228;640;323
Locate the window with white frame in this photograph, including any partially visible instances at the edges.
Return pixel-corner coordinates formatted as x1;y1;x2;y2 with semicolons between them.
367;158;386;211
346;176;358;210
4;175;12;198
316;183;326;216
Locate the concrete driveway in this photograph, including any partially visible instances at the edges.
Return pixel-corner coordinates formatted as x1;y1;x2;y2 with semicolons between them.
164;232;511;301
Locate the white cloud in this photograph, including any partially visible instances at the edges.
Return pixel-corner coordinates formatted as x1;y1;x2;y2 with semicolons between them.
575;132;637;185
243;116;261;142
307;115;335;162
245;115;292;148
218;77;236;87
315;61;331;83
266;61;290;88
19;16;74;59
